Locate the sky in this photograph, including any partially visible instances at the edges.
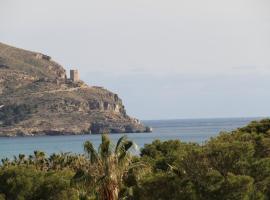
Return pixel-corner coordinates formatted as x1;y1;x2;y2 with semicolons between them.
1;0;270;120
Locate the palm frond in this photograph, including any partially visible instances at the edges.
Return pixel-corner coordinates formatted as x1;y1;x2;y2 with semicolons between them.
99;134;112;160
72;169;95;185
118;140;134;162
84;141;98;163
115;135;128;154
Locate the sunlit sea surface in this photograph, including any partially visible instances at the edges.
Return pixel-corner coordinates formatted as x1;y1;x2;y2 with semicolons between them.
0;118;261;159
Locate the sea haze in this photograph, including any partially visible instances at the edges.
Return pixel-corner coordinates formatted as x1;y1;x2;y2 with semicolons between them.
0;117;262;159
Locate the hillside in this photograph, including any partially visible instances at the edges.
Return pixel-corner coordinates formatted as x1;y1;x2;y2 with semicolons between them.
0;42;147;136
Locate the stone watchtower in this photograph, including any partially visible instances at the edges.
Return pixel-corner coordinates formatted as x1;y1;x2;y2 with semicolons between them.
70;69;79;82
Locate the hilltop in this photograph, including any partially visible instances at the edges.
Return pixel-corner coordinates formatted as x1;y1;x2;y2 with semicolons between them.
0;42;147;136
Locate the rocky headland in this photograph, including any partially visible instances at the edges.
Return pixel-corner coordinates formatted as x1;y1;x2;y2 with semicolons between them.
0;42;149;136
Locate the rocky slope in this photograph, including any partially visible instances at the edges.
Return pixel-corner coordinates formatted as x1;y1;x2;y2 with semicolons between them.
0;42;148;136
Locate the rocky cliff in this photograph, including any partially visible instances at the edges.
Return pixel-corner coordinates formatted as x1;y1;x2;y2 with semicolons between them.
0;42;147;136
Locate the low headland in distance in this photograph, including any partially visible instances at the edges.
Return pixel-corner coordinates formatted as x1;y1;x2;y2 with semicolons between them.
0;117;261;158
0;42;151;137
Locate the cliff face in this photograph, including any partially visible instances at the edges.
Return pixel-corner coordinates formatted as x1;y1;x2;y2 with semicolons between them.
0;42;147;136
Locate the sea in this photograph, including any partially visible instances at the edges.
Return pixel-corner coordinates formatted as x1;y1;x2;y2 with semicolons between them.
0;117;262;159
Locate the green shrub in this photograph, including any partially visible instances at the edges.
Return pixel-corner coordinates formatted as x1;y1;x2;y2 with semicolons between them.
0;104;36;126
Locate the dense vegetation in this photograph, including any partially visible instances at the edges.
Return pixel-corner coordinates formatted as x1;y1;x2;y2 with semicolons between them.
1;119;270;200
0;104;36;126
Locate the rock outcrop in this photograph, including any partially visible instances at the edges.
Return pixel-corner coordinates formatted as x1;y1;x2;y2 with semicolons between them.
0;42;148;136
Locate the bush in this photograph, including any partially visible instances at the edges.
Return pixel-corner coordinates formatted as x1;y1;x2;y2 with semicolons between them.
0;166;77;200
0;104;36;126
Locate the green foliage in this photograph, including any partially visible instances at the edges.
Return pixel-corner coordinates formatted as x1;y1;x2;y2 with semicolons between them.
134;173;188;200
0;104;36;126
73;134;138;200
0;166;40;199
0;166;77;200
141;139;199;171
1;119;270;199
205;140;254;175
136;119;270;200
239;119;270;134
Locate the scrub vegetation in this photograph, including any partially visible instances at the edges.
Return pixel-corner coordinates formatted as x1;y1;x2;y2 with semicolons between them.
0;104;36;126
1;119;270;200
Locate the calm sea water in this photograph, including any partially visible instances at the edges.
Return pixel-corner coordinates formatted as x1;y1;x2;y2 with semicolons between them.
0;118;261;159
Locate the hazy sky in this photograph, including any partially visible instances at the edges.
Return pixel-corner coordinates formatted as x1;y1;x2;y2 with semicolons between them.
1;0;270;120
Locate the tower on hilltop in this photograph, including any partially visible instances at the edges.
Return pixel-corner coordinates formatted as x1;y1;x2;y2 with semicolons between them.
70;69;79;82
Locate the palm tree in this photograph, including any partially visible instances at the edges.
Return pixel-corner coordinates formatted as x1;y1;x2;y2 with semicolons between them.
33;150;47;170
49;153;62;170
1;158;10;167
73;134;136;200
18;154;26;165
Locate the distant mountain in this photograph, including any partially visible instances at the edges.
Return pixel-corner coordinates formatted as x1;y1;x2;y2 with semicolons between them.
0;42;147;136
